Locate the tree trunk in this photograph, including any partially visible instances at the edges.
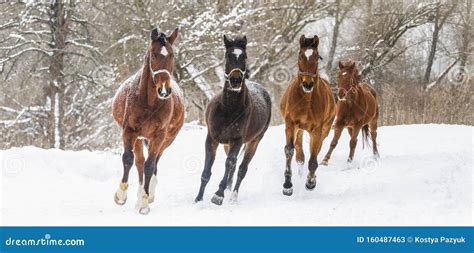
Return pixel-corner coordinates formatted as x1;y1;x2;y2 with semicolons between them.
48;0;68;149
460;0;472;68
325;0;341;82
423;2;456;86
423;5;441;86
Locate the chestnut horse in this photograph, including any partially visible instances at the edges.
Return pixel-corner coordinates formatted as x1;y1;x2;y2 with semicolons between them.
195;35;272;205
112;28;184;215
321;60;379;165
280;35;336;196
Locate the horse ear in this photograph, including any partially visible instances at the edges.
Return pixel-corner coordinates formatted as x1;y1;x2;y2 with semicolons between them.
150;28;159;41
243;35;247;45
338;61;344;69
350;62;356;69
224;35;232;48
166;28;178;45
299;34;306;47
313;35;319;48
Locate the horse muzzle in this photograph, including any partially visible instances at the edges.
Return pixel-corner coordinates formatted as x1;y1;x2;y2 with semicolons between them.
228;77;243;92
157;87;172;99
302;81;314;93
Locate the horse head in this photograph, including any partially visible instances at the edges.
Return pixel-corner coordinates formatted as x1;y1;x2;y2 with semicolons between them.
148;27;178;100
298;34;322;93
337;60;362;101
223;35;248;92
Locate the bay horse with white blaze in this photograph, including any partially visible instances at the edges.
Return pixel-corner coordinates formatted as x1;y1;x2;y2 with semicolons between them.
321;60;379;165
195;35;272;205
112;28;184;215
280;35;336;196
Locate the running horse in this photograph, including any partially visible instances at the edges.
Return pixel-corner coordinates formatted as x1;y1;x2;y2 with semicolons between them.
280;35;336;196
321;60;379;165
112;28;184;215
195;35;272;205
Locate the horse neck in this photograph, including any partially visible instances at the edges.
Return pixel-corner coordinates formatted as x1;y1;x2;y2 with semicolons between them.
222;81;248;108
346;78;361;100
139;52;168;107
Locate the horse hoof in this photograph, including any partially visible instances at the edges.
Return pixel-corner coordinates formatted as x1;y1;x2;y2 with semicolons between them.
320;160;328;166
148;196;155;204
229;191;238;202
211;194;224;206
114;192;127;205
305;182;316;191
139;206;150;215
282;187;293;196
194;197;203;203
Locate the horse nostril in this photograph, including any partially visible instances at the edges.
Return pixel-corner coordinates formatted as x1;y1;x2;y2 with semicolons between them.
230;77;242;84
158;87;171;98
302;81;313;89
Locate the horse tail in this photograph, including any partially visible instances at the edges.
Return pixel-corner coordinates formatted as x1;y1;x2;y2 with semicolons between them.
362;124;371;149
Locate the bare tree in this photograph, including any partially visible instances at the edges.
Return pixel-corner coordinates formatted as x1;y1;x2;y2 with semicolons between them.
0;0;103;149
357;1;438;80
325;0;353;81
423;1;457;86
458;0;472;69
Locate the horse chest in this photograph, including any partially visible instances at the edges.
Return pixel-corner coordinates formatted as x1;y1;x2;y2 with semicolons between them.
128;104;173;134
208;108;247;142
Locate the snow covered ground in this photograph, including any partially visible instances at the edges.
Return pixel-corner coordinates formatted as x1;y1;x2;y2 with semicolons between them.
0;124;472;226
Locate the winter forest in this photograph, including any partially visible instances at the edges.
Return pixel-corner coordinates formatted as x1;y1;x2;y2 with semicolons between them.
0;0;472;150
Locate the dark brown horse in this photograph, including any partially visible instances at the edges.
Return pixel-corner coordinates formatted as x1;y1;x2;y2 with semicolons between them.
195;35;272;205
112;28;184;215
280;35;336;196
321;60;379;165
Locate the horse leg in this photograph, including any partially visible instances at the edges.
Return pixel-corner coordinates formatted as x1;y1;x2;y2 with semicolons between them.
211;140;243;205
294;129;305;165
321;123;344;165
283;123;295;196
133;139;145;185
195;134;218;203
231;139;260;202
225;144;236;191
147;151;162;204
223;144;229;155
369;119;379;158
306;129;322;190
348;126;362;162
137;133;164;215
114;128;136;205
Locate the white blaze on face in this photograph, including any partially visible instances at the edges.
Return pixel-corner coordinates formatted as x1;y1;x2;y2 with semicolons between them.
159;81;168;97
233;48;243;59
304;49;313;61
342;72;347;76
160;46;168;57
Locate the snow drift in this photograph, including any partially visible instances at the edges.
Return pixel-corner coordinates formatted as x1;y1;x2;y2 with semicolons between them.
0;124;472;226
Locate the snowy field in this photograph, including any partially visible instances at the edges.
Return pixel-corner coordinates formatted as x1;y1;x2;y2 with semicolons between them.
0;124;472;226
